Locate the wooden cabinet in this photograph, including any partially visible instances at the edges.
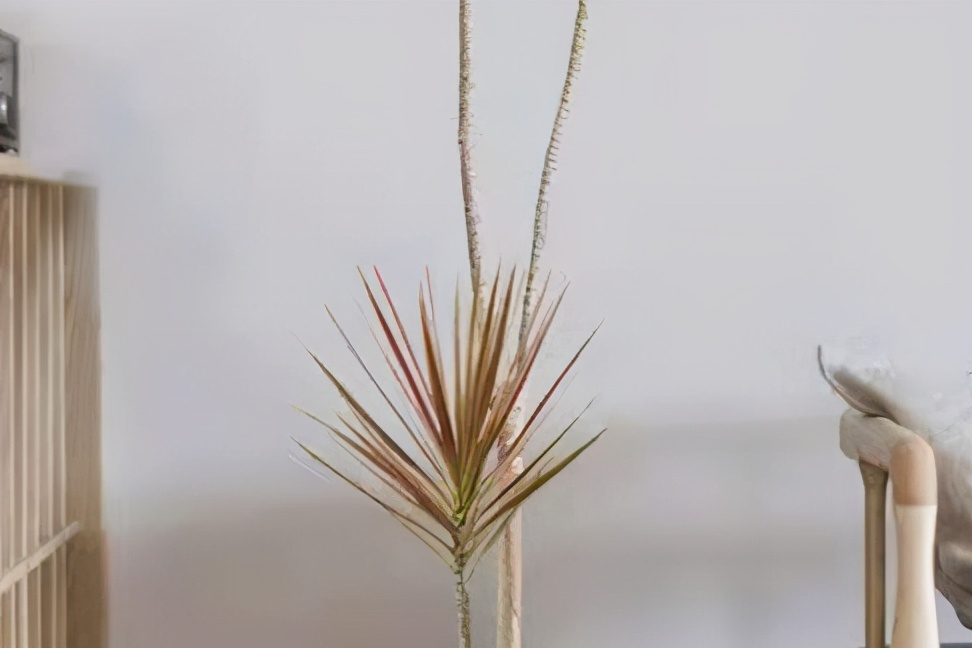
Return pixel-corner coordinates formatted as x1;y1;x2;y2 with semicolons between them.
0;171;103;648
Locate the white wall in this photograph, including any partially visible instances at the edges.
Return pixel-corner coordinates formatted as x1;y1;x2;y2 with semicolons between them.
4;0;972;646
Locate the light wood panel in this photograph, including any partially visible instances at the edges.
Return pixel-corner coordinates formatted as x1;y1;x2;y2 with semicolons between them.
63;184;104;648
0;176;99;648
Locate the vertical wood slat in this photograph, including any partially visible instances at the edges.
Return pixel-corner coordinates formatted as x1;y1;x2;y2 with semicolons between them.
17;180;27;648
6;179;16;648
29;180;42;648
22;179;30;648
55;184;67;648
41;183;56;648
64;184;104;648
0;179;13;647
25;180;39;648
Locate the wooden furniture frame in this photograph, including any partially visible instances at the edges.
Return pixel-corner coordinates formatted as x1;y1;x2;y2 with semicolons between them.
852;414;941;648
0;171;104;648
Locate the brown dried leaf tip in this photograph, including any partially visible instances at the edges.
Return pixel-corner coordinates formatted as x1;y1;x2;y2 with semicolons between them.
294;266;603;576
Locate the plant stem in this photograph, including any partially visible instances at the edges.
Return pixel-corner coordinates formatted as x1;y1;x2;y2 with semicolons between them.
519;0;588;330
497;4;589;648
458;0;481;296
495;502;522;648
456;572;472;648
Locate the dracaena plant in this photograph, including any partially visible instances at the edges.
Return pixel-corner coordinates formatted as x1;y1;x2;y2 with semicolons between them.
294;267;601;648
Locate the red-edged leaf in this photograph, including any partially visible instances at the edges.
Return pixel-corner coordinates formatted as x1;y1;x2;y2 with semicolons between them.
474;429;605;533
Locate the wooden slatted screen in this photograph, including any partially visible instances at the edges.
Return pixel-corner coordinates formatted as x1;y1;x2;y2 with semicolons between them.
0;174;103;648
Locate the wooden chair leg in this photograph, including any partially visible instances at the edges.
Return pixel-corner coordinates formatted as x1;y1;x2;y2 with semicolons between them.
888;440;939;648
861;460;889;648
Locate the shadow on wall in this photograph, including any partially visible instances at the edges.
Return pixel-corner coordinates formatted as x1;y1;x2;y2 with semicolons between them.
112;501;460;648
105;415;967;648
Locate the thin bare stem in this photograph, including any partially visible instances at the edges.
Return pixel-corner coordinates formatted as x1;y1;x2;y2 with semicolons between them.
459;0;482;296
519;0;588;339
495;502;522;648
497;5;589;648
456;571;472;648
